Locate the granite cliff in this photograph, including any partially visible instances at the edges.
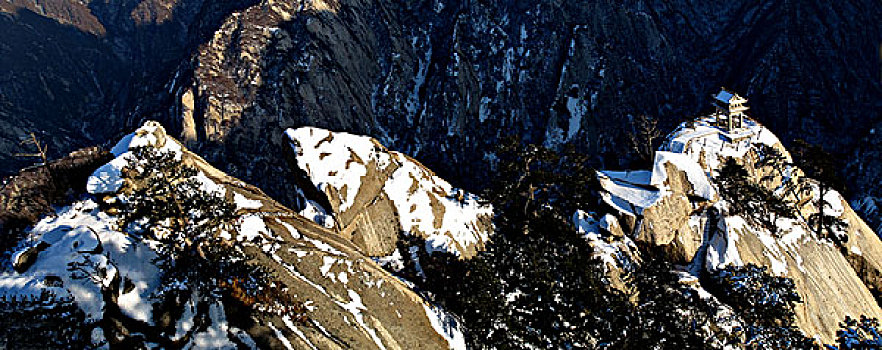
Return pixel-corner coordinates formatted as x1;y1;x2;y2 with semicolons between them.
1;1;879;222
591;116;882;344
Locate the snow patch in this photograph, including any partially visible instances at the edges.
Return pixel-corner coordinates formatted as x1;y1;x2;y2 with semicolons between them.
819;189;845;217
339;290;386;350
239;214;270;243
479;97;491;123
565;97;584;141
14;200;161;323
597;171;664;216
88;122;183;195
284;316;318;350
602;170;652;185
268;322;296;350
573;210;637;272
0;275;71;301
383;153;493;257
651;151;716;200
86;155;131;194
705;215;743;271
234;193;263;210
186;301;236;349
662;117;779;174
423;303;467;350
299;198;335;229
286;127;391;212
373;249;404;271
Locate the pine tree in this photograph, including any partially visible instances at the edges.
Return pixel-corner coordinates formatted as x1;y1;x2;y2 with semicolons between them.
484;136;599;221
117;146;282;316
452;211;632;349
707;264;817;349
754;144;799;200
833;315;882;349
790;140;849;244
717;159;795;233
410;138;635;349
627;258;724;349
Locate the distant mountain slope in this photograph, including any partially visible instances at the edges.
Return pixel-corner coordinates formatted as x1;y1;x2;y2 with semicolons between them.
0;0;257;173
1;1;879;216
159;0;882;210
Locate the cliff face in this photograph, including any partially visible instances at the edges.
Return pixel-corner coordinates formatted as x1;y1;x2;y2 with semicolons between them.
0;0;257;173
595;116;882;343
160;0;882;208
167;0;702;200
3;1;879;215
849;121;882;237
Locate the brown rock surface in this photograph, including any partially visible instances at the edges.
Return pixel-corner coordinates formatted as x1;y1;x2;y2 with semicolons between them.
0;147;112;251
602;117;882;343
287;127;492;259
76;123;461;349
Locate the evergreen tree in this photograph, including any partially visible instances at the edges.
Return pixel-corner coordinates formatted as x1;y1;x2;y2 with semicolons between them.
717;159;795;233
790;140;849;244
484;136;598;219
119;147;257;292
117;146;298;323
707;264;817;349
392;233;469;310
754;144;799;199
709;264;801;326
627;258;725;349
410;138;635;349
832;315;882;349
454;209;632;349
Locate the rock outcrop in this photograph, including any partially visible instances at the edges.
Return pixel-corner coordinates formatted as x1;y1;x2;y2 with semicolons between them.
3;122;465;349
286;127;493;258
597;116;882;343
0;147;112;252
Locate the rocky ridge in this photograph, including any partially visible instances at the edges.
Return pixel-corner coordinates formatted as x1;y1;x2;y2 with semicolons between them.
1;122;464;349
2;115;882;346
1;1;879;233
591;116;882;343
285;126;492;259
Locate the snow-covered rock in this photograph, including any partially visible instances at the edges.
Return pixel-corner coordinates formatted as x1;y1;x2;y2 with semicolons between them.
286;127;493;258
651;151;716;201
597;151;711;262
603;116;882;343
12;200;160;323
3;121;466;349
573;210;639;291
87;121;183;195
